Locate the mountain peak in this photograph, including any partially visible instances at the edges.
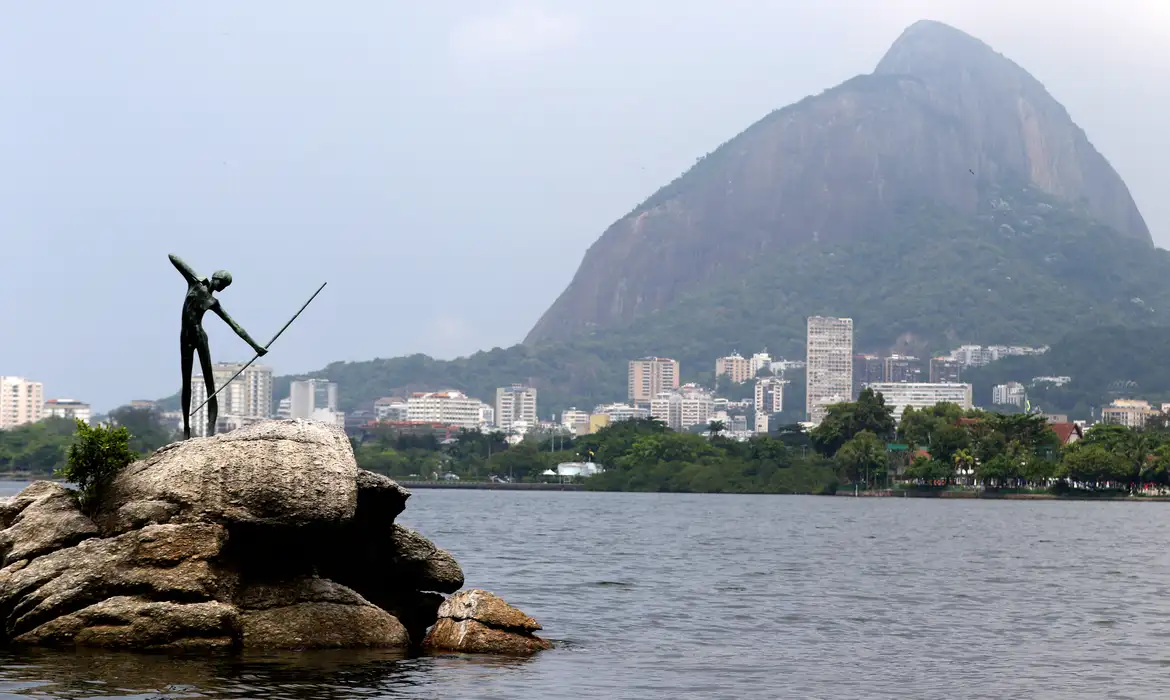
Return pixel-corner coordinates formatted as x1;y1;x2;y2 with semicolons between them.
876;20;1016;78
524;21;1152;347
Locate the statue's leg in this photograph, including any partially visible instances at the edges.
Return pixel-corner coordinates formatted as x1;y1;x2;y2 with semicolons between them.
180;339;195;440
196;336;218;436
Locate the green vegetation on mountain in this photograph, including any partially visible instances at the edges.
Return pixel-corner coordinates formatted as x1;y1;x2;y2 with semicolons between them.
150;22;1166;419
526;19;1149;344
963;326;1170;420
244;186;1170;418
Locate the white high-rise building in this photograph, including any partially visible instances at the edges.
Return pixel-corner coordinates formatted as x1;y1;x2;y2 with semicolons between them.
750;351;773;377
190;363;273;438
650;384;715;431
992;382;1027;407
373;397;410;422
593;403;651;422
495;384;538;430
866;382;973;423
754;377;786;434
805;316;853;424
0;377;44;429
406;391;485;429
288;379;343;427
43;399;91;425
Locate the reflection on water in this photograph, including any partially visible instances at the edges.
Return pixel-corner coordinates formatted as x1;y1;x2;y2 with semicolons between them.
0;647;536;699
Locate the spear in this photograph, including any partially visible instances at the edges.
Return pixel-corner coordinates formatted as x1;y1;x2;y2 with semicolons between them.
191;281;327;416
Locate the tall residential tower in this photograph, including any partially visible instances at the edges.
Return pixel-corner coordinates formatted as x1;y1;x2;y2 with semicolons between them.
628;357;680;404
805;316;853;424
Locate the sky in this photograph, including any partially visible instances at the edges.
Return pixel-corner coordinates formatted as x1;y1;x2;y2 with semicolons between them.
1;0;1168;412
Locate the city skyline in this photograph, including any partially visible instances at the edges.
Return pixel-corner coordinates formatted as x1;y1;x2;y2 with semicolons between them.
3;3;1168;411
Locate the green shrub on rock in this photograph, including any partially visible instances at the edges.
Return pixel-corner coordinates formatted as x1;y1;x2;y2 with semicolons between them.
57;419;138;509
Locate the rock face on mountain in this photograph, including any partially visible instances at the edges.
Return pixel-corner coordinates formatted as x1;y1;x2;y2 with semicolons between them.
0;420;547;653
525;20;1150;345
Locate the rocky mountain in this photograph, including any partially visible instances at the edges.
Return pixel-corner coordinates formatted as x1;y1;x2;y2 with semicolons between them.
526;20;1151;344
157;20;1170;418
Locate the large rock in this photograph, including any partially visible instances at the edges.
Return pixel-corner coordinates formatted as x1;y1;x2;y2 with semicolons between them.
102;420;358;529
0;482;98;567
0;522;233;645
423;589;551;655
15;597;239;650
388;525;464;593
0;420;477;652
237;577;409;649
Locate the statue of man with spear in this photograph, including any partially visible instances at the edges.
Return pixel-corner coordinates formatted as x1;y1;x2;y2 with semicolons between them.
169;254;325;440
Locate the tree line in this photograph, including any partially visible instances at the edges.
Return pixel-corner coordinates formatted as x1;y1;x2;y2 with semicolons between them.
811;388;1170;493
7;393;1170;496
0;407;175;475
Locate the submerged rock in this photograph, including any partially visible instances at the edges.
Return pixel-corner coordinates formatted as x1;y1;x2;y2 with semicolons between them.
423;589;552;655
0;419;470;652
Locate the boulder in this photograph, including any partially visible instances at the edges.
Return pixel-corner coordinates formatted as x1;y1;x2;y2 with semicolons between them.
0;419;476;652
423;589;552;655
388;525;464;594
102;420;358;529
15;597;239;650
0;482;98;567
237;577;409;649
0;522;233;645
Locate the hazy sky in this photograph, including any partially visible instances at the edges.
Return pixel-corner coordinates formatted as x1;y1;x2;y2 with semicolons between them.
2;1;1168;411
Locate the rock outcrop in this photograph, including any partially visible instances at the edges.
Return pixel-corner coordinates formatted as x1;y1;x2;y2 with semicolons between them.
423;589;552;655
524;20;1152;345
0;420;469;651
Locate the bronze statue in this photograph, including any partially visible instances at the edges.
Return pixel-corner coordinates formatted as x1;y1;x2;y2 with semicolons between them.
170;254;268;439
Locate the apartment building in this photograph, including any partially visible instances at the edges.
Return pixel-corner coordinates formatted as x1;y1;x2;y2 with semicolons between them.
853;355;883;397
806;316;853;424
406;391;485;429
1101;399;1161;429
373;397;410;422
628;357;680;404
929;357;963;383
0;377;44;429
594;403;651;423
43;399;91;424
992;382;1027;408
190;363;273;437
884;355;922;383
496;384;538;430
715;354;752;384
753;377;786;434
866;382;973;423
750;352;772;377
650;384;715;431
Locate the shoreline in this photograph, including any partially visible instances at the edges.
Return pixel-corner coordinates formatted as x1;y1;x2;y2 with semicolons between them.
397;480;584;491
4;475;1165;500
835;489;1170;502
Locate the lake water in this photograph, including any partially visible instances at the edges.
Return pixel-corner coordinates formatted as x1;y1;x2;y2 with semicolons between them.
0;481;1169;699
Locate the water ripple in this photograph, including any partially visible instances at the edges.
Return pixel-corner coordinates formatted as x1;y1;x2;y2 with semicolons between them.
0;486;1166;697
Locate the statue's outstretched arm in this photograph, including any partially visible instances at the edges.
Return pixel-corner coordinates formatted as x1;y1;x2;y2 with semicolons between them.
212;302;267;355
168;254;200;285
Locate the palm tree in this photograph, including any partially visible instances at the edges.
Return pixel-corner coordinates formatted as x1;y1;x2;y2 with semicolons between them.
953;448;976;486
707;419;727;440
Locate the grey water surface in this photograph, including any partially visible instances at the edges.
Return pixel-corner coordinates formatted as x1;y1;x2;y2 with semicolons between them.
0;481;1168;699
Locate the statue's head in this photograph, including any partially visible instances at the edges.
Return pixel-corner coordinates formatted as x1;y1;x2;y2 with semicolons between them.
210;270;232;292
